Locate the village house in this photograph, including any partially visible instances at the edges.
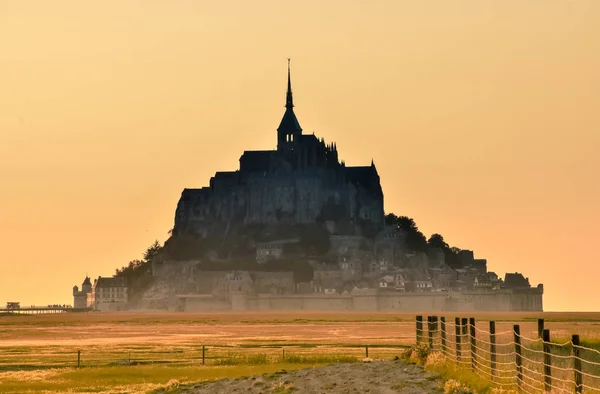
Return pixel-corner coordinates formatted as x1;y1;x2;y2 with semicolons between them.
312;263;343;294
473;274;493;291
339;256;364;282
456;267;479;290
252;271;294;295
316;277;344;294
214;271;254;300
378;270;406;291
89;276;128;312
255;239;299;263
428;264;456;291
403;270;433;292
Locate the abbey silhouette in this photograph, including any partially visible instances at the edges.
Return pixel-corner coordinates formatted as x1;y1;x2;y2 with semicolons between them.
173;60;384;237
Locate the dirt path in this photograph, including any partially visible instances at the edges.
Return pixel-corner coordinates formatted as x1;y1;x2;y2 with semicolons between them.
172;360;443;393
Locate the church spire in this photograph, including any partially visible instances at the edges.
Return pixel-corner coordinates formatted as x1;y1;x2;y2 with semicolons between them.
277;58;302;148
286;58;294;108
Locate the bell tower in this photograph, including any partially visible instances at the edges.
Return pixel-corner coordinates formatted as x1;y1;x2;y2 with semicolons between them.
277;59;303;150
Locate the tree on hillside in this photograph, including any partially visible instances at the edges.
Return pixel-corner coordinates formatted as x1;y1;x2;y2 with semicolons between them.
115;240;163;279
445;246;463;269
298;225;331;255
384;213;428;252
143;240;163;263
427;234;449;250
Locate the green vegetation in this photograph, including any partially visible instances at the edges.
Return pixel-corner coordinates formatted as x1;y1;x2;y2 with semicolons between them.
385;213;464;268
212;352;358;366
0;364;318;394
213;353;270;365
282;354;358;364
401;344;492;394
114;240;163;301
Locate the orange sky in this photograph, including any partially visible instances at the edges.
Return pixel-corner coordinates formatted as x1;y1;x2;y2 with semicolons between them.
1;1;598;311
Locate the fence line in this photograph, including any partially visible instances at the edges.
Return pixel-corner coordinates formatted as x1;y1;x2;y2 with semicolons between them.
417;315;600;393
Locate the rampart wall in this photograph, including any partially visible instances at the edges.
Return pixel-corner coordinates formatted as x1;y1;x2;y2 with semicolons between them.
175;288;543;312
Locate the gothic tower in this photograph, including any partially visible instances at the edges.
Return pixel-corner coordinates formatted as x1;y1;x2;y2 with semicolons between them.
277;59;303;150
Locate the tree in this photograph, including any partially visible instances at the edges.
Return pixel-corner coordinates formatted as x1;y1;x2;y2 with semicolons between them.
298;225;331;255
445;246;463;269
143;240;162;263
428;234;449;250
115;240;164;280
384;213;428;252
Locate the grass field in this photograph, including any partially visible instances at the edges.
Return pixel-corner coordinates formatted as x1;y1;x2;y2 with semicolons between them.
1;311;599;393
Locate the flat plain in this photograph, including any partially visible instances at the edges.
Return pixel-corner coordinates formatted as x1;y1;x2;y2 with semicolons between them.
0;311;599;393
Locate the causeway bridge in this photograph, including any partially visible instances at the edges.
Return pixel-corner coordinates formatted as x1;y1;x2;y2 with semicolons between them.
1;304;90;314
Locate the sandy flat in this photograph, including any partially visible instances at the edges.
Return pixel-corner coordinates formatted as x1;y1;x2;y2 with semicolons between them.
169;360;442;394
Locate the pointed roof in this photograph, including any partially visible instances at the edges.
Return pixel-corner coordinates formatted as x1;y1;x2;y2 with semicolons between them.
277;59;303;134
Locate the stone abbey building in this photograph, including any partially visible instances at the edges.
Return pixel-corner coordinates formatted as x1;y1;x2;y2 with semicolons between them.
173;61;384;237
137;62;543;313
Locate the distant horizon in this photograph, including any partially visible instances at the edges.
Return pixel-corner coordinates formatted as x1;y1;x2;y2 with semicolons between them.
1;1;599;311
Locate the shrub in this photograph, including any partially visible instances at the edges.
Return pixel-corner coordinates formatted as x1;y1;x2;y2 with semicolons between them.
444;379;475;394
490;388;518;394
403;342;432;364
214;353;269;366
424;351;446;369
282;354;358;364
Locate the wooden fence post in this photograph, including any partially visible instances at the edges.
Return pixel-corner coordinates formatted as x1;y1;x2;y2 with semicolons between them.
461;318;468;362
428;316;434;348
572;335;582;394
416;315;423;344
514;325;523;390
432;316;439;351
282;347;286;359
489;321;496;379
469;317;477;372
77;350;81;368
365;346;369;358
538;318;545;339
543;329;552;393
455;317;461;363
440;317;447;356
202;345;206;365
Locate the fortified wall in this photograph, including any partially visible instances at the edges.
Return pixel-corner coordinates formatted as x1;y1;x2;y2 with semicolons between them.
176;286;543;312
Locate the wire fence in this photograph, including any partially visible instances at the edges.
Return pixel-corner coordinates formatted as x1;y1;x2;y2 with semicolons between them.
3;316;600;393
0;344;413;371
0;322;417;372
417;316;600;394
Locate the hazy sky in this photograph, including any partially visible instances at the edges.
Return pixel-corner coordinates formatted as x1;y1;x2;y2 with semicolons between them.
1;1;599;311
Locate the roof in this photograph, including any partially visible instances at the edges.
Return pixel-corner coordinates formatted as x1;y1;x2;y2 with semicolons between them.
240;150;274;173
277;59;303;134
277;108;303;134
297;134;319;145
210;171;239;188
95;276;127;288
82;276;91;286
180;188;210;201
503;273;531;288
345;166;382;195
214;171;238;180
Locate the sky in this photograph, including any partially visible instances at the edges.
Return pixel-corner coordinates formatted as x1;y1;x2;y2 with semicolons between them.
0;1;598;311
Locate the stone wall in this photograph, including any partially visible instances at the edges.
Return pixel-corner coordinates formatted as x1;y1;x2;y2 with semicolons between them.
252;271;295;294
177;288;543;312
176;295;231;312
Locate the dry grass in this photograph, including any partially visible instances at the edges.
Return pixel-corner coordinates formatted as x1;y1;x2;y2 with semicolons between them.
1;311;600;393
0;364;319;394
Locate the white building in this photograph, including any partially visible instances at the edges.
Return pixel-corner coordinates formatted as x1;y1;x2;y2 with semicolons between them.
89;276;128;312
